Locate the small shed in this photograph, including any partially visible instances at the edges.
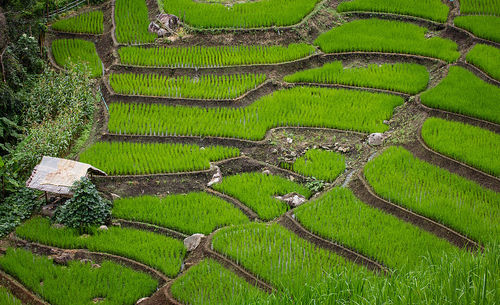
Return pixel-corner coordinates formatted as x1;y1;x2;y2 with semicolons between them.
26;156;106;197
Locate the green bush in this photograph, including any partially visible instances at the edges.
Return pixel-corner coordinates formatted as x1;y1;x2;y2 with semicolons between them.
0;187;42;237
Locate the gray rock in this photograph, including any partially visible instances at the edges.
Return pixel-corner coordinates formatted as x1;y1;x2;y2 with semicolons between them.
271;148;278;154
110;193;121;200
368;133;385;146
207;166;222;187
286;137;293;144
98;225;108;231
136;297;149;305
262;170;271;175
276;192;307;208
184;234;205;251
53;251;74;264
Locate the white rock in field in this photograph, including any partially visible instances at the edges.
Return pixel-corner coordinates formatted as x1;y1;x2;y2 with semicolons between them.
262;169;271;175
136;297;149;305
276;192;307;208
286;137;293;144
368;133;385;146
184;234;205;251
207;166;222;187
98;225;108;231
110;193;121;200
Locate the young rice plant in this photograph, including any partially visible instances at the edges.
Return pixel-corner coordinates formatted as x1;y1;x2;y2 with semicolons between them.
115;0;156;43
51;39;103;78
0;287;22;305
454;16;500;43
51;10;103;34
459;0;500;15
466;43;500;81
281;149;345;182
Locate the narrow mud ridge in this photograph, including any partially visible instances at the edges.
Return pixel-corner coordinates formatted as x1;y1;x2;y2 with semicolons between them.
278;211;389;274
457;62;500;87
341;11;445;31
116;219;188;240
204;188;259;220
0;269;49;305
350;174;483;252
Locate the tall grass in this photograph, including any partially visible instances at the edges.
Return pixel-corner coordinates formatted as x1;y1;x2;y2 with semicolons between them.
421;118;500;177
460;0;500;15
115;0;156;43
0;287;22;305
280;149;345;182
108;87;403;139
51;39;102;78
79;142;239;175
51;10;103;34
118;43;316;67
314;19;460;63
364;146;500;245
284;62;429;94
454;16;500;43
109;73;266;99
160;0;320;28
211;172;312;220
16;217;186;276
295;187;457;269
171;259;269;305
466;43;500;81
113;192;249;234
337;0;449;22
420;66;500;124
0;248;158;305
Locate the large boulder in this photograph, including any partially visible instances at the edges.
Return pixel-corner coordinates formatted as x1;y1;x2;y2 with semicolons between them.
156;14;178;30
183;233;205;251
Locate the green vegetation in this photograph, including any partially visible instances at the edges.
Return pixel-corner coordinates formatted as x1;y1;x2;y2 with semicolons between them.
51;39;102;78
337;0;449;22
421;118;500;177
454;16;500;43
0;187;42;237
295;187;457;269
420;66;500;124
108;87;403;140
460;0;500;15
79;142;239;175
113;192;249;235
160;0;321;28
364;146;500;245
51;11;103;34
0;287;22;305
0;248;158;305
16;217;186;276
284;62;429;94
466;44;500;81
171;259;268;305
281;149;345;182
109;73;266;99
118;43;316;67
211;172;311;220
115;0;156;43
314;19;460;63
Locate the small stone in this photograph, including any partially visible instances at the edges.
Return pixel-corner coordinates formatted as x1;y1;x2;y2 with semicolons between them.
98;225;108;231
110;193;121;200
262;170;271;175
290;151;297;157
91;263;101;269
383;120;390;125
208;166;222;187
368;133;385;146
286;137;293;144
275;192;307;208
53;252;74;264
136;297;149;305
80;259;92;264
271;148;278;154
289;175;295;182
184;234;205;251
312;145;317;149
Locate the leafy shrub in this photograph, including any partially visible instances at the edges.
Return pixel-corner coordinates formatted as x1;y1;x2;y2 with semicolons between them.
0;186;42;237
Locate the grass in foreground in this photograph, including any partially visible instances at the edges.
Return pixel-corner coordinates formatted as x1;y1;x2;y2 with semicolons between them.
115;0;156;43
171;259;268;305
454;16;500;43
118;43;316;68
79;142;239;175
364;146;500;245
337;0;449;22
109;73;266;99
51;39;102;78
281;149;345;182
284;62;429;94
314;19;460;63
421;118;500;177
108;87;403;139
113;192;249;235
466;43;500;81
0;248;158;305
211;172;312;220
0;286;22;305
51;10;103;34
420;66;500;124
295;187;457;269
16;217;186;277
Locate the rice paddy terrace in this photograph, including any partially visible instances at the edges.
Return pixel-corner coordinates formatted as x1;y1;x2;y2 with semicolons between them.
1;0;500;304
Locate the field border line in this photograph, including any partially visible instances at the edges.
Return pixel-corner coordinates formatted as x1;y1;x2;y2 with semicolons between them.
339;11;446;29
204;188;260;221
114;219;189;240
283;81;412;97
0;267;49;305
457;61;500;87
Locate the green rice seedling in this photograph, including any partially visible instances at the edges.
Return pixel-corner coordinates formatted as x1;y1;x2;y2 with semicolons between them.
284;62;429;94
170;259;269;304
454;16;500;43
295;187;457;270
364;146;500;245
421;118;500;177
160;0;321;28
115;0;156;44
0;287;22;305
109;73;266;99
16;217;186;277
79;142;240;175
118;43;316;67
337;0;449;22
466;43;500;81
108;87;403;140
51;10;103;34
0;248;158;305
420;66;500;124
112;192;249;235
460;0;500;15
211;172;312;220
314;19;460;63
51;39;103;78
281;149;345;182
